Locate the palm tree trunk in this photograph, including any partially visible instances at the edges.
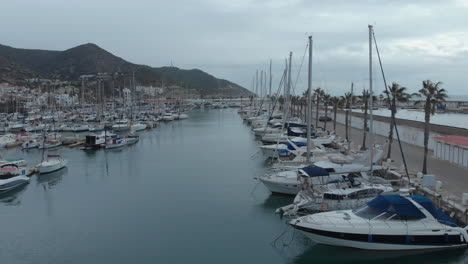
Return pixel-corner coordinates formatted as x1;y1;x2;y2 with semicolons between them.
333;106;337;131
386;106;396;160
345;109;349;141
361;101;368;150
324;103;328;131
422;103;431;174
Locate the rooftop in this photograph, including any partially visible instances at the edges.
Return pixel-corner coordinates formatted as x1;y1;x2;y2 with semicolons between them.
433;135;468;148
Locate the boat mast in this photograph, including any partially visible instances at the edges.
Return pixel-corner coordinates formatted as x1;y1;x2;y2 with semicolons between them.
255;70;258;110
306;36;312;163
348;82;353;151
269;59;272;113
260;70;263;99
368;25;374;172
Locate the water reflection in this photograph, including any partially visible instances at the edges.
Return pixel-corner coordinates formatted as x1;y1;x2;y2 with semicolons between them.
261;194;293;211
36;168;66;189
0;183;28;206
291;242;468;264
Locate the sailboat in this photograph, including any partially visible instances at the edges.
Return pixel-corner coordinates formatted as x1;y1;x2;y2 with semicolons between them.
37;154;68;174
275;35;393;215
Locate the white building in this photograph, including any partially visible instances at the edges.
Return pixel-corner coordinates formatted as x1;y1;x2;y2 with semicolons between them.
434;136;468;168
123;88;132;106
136;85;164;96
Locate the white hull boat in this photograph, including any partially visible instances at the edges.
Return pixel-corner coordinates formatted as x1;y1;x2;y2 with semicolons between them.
131;123;147;132
178;113;189;119
162;114;174;121
106;138;127;149
0;175;30;193
22;139;39;149
290;194;468;251
37;155;68;174
39;140;62;149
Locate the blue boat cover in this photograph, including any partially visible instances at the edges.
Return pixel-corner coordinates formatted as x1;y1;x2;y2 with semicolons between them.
299;166;329;177
285;142;307;150
410;195;457;227
367;194;426;219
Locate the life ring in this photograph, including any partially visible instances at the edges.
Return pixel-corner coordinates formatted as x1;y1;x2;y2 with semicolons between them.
320;202;329;212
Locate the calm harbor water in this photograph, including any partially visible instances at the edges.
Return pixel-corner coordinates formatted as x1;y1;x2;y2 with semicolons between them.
1;109;467;264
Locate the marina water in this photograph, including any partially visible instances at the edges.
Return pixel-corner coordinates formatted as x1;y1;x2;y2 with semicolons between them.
0;109;467;264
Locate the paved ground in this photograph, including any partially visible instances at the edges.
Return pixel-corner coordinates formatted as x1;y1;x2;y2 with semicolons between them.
319;119;468;198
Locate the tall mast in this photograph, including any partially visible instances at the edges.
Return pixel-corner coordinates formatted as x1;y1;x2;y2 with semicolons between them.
269;59;272;113
287;52;292;117
255;70;258;109
368;25;374;172
269;59;272;97
306;36;313;163
349;82;354;145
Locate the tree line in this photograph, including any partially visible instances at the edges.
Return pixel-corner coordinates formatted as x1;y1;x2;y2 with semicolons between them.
267;79;448;174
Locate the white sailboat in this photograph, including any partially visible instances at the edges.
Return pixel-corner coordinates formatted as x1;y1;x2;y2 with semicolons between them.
37;154;68;174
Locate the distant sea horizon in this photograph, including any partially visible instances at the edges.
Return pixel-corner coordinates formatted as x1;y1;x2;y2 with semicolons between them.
446;95;468;101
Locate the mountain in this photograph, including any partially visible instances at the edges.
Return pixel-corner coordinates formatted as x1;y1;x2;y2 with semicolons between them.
0;43;253;97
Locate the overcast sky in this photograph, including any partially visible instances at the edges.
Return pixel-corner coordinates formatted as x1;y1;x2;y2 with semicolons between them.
2;0;468;97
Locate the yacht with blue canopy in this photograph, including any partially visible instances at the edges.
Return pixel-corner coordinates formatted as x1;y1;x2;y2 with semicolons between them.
259;165;358;195
290;194;468;250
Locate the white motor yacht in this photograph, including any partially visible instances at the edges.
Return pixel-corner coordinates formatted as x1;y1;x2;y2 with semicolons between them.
112;120;130;131
290;194;468;251
131;123;147;132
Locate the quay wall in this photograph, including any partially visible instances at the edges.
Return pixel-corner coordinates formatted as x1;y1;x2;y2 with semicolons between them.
331;111;468;151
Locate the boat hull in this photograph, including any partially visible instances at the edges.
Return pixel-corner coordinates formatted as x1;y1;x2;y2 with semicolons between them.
38;160;67;174
298;229;467;251
0;176;29;193
259;178;299;195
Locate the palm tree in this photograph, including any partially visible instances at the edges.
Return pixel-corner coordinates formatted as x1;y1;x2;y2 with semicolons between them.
329;96;341;132
359;90;370;150
413;80;447;174
383;83;410;160
322;93;331;131
313;87;324;127
343;92;352;142
278;96;284;111
359;90;378;150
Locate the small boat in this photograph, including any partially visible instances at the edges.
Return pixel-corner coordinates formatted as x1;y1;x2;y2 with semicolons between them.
89;124;105;132
126;134;140;145
0;173;30;193
37;154;68;174
162;113;174;121
0;164;28;177
39;139;62;149
22;139;39;149
131;123;147;132
8;123;24;133
290;194;468;251
112;120;130;131
105;137;127;149
72;124;90;132
0;157;27;167
178;113;189;119
82;134;106;150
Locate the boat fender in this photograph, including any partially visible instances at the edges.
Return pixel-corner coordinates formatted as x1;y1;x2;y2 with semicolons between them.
320;203;329;212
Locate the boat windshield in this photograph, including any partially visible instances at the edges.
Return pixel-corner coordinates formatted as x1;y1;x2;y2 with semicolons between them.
353;205;419;221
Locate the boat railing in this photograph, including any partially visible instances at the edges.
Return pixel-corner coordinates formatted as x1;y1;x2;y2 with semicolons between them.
306;213;453;232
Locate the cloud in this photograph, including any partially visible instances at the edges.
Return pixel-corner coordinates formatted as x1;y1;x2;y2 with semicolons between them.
0;0;467;96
